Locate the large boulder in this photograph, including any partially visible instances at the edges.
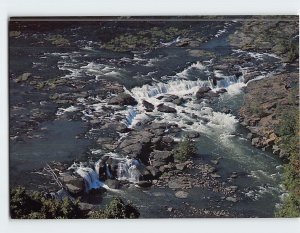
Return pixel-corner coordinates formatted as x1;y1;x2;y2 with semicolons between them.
163;95;184;105
108;93;137;106
146;166;162;178
157;104;177;113
150;150;173;163
142;100;155;112
195;86;211;99
185;131;200;139
59;172;85;196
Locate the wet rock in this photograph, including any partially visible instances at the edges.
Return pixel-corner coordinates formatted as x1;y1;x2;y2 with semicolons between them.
205;91;219;98
186;131;200;139
150;150;173;163
137;165;152;179
137;180;152;188
243;71;261;83
230;172;238;179
151;136;162;145
246;133;254;140
164;95;184;105
167;207;174;212
211;159;219;165
176;38;190;47
175;191;189;199
66;184;83;196
251;137;262;147
211;173;221;178
162;136;174;144
221;107;231;114
157;104;177;113
217;88;228;94
108;93;137;106
105;179;120;189
146;166;162;178
272;145;280;155
59;172;84;196
196;86;212;99
142;100;155;111
150;128;165;136
173;97;184;105
16;73;32;83
151;160;166;168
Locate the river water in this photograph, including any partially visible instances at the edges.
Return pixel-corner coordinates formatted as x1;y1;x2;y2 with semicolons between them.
9;20;286;217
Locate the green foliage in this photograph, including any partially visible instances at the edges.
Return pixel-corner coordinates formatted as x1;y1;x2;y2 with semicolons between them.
10;187;140;219
172;137;197;162
102;26;192;52
278;109;299;137
286;42;299;63
276;108;300;217
89;197;140;219
10;187;84;219
276;193;300;217
46;35;70;46
249;102;264;117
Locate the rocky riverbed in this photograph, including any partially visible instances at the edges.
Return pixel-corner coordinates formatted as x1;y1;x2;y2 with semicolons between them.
9;16;299;218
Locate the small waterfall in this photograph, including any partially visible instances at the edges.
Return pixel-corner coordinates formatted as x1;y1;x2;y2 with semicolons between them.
122;106;137;127
75;167;104;192
117;158;141;183
90;153;142;186
131;79;207;100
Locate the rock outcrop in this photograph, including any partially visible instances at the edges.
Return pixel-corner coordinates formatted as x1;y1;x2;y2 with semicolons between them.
239;72;299;158
108;93;138;106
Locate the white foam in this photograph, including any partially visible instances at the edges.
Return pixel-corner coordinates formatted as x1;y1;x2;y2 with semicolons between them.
56;105;79;116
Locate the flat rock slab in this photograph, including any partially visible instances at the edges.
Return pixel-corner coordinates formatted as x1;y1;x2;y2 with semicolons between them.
168;177;192;189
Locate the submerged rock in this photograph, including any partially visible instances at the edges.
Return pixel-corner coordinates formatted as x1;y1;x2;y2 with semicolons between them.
226;196;238;203
175;191;189;199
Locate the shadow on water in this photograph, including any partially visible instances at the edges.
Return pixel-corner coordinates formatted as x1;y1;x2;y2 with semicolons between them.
9;120;90;187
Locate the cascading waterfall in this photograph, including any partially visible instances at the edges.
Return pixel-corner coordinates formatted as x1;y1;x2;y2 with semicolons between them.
75;166;105;192
117;158;141;183
68;162;113;192
130;79;208;100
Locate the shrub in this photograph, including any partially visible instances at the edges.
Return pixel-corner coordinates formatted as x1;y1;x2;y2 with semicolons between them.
10;186;84;219
89;197;140;219
276;108;300;217
172;137;197;162
10;187;140;219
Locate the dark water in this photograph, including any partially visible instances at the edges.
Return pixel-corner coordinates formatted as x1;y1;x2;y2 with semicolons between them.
9;20;285;217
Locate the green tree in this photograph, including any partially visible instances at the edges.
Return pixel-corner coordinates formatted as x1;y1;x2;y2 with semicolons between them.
172;137;197;162
276;108;300;217
89;197;140;219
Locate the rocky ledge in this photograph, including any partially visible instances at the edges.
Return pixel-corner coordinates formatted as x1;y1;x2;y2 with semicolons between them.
239;72;299;159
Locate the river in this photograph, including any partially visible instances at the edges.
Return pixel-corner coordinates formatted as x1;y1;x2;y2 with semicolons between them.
9;19;286;217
